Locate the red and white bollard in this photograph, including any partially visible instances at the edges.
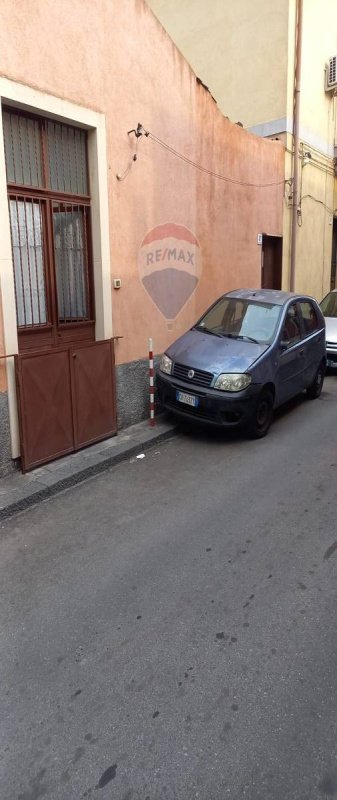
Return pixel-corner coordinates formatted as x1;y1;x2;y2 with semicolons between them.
149;338;155;427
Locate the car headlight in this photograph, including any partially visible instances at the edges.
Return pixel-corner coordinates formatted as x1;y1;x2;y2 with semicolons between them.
214;373;251;392
160;354;173;375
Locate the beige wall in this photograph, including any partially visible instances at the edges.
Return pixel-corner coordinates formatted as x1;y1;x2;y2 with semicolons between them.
147;0;290;129
289;0;337;298
147;0;337;144
0;0;284;373
299;0;337;152
146;0;337;299
295;153;334;298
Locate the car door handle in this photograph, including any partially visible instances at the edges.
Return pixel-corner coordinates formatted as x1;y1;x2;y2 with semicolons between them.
299;348;305;356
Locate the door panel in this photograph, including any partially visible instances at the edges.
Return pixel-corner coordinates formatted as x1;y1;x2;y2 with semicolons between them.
277;343;306;404
72;341;117;448
298;301;324;385
303;330;324;385
15;340;117;471
16;349;74;471
275;303;306;404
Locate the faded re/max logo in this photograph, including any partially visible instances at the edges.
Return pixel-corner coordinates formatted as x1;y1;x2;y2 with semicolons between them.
145;245;195;267
138;222;202;320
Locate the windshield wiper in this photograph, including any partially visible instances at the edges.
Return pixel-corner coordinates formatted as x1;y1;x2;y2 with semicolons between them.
193;324;223;338
223;333;259;344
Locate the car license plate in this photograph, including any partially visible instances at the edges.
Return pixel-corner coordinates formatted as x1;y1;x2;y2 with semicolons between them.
176;390;199;408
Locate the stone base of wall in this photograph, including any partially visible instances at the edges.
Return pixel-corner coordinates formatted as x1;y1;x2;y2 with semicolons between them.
115;357;161;430
0;392;16;478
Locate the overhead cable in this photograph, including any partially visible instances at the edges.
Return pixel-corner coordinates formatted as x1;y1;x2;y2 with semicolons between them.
147;131;285;188
127;124;285;189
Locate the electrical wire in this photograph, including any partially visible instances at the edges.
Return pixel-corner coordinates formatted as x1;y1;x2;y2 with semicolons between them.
116;138;139;181
286;143;335;175
301;194;334;213
303;157;335;177
145;130;285;188
123;124;335;189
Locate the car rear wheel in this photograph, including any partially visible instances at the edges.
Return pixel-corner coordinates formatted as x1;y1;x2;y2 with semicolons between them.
306;361;325;399
247;389;274;439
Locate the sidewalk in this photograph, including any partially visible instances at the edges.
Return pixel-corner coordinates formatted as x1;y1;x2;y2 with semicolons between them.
0;416;176;521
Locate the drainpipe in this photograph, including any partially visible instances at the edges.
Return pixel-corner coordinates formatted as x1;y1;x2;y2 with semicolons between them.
290;0;303;292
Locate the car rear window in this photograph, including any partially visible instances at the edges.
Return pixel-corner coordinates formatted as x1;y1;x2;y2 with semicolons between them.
299;301;320;335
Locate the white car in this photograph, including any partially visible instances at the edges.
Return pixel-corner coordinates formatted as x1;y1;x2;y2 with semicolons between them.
320;290;337;368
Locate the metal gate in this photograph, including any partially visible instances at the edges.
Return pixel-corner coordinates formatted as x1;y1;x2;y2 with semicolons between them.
15;340;117;472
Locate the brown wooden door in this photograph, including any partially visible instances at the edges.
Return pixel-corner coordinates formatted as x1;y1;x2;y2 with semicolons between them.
72;341;117;449
261;235;283;290
15;341;117;472
4;109;116;472
15;349;74;470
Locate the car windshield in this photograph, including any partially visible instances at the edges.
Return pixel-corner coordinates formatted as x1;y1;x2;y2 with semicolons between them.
195;297;281;344
320;292;337;318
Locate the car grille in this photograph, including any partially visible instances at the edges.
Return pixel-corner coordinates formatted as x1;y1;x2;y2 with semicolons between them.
172;362;213;387
326;341;337;351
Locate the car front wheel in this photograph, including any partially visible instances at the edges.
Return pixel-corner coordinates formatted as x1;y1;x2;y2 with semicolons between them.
306;361;325;399
247;388;274;439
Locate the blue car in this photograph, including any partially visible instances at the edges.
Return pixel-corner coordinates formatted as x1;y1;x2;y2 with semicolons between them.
156;289;326;438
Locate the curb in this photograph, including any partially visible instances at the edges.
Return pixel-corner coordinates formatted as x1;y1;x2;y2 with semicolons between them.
0;422;177;522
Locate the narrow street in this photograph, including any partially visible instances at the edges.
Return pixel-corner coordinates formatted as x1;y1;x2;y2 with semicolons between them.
1;377;337;800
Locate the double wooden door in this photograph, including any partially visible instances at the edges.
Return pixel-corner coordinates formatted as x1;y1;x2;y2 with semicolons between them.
15;340;117;472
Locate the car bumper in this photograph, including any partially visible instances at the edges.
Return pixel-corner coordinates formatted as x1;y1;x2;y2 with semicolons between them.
156;371;261;427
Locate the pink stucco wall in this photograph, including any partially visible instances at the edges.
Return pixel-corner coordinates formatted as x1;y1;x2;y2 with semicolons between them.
0;0;284;367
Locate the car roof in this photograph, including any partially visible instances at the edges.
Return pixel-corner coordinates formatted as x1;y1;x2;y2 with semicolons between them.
225;289;310;306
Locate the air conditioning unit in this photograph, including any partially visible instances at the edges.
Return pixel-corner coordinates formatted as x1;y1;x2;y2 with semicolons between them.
325;56;337;92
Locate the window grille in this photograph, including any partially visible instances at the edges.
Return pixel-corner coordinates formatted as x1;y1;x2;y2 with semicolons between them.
9;197;47;327
53;204;90;322
2;107;93;337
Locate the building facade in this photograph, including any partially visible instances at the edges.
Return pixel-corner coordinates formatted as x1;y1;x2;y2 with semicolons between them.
147;0;337;300
0;0;284;475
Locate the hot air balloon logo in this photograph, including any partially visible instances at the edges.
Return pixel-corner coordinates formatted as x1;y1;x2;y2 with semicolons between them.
138;223;202;320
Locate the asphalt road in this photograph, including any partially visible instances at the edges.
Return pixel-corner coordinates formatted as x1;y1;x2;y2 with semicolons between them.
1;377;337;800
